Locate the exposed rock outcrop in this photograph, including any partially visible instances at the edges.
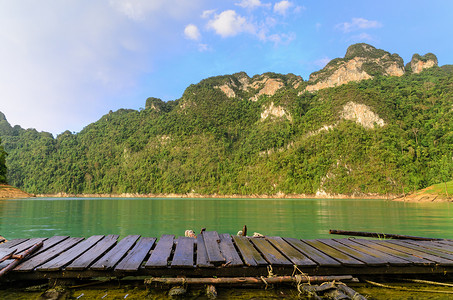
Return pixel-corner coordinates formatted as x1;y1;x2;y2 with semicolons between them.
305;43;404;92
261;102;292;121
307;101;384;139
341;101;385;129
212;73;289;101
145;97;165;111
250;75;284;101
407;53;438;74
216;83;237;98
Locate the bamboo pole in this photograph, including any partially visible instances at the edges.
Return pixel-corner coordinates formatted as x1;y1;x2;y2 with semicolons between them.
0;241;43;278
145;275;353;286
364;279;453;295
329;229;443;241
0;250;16;263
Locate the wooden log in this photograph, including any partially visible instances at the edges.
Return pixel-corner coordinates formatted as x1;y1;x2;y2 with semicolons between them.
144;275;354;285
0;242;43;277
329;229;443;241
336;283;367;300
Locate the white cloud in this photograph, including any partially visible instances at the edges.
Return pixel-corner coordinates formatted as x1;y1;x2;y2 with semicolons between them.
336;18;382;33
207;10;255;38
109;0;161;21
274;1;292;15
315;22;322;31
265;32;296;45
198;43;209;52
314;57;331;68
184;24;201;40
201;9;216;19
348;33;376;43
109;0;199;22
0;1;203;135
235;0;269;9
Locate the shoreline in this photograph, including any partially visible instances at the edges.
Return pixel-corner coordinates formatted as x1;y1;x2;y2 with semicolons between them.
393;194;452;203
35;192;393;200
2;184;450;202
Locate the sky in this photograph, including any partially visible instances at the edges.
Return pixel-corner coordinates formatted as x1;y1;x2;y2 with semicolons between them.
1;0;452;136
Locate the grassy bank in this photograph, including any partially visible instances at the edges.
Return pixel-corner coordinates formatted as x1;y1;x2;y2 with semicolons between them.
0;184;32;199
394;181;453;202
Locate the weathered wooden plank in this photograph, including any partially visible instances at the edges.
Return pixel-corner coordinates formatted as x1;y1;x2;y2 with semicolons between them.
219;234;243;267
250;238;292;266
66;235;119;270
319;239;386;266
232;236;267;267
13;238;47;255
376;240;453;265
14;237;84;272
429;241;453;252
303;240;365;267
405;240;453;255
0;239;28;249
202;231;225;265
37;235;105;271
196;235;214;268
145;235;174;268
437;240;453;246
115;237;156;272
0;242;43;278
30;236;70;257
283;238;341;267
171;237;195;268
0;249;16;262
267;236;316;267
351;239;434;265
383;240;453;265
91;235;140;270
0;238;50;271
334;239;411;266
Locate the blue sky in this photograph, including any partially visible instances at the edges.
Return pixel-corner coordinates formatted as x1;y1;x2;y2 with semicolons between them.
1;0;452;136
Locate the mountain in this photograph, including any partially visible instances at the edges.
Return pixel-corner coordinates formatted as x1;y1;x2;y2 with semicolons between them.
304;43;438;92
0;43;452;197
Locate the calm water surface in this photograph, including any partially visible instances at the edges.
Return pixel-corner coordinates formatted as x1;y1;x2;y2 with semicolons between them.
0;198;452;240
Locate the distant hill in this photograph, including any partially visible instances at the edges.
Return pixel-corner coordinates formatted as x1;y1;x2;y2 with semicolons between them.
0;43;452;197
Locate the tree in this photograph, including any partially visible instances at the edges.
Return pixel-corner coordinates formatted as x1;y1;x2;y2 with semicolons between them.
0;138;7;183
440;154;453;199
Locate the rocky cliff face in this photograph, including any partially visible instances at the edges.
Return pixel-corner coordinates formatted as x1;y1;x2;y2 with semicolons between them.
305;43;405;92
408;53;438;74
212;72;302;101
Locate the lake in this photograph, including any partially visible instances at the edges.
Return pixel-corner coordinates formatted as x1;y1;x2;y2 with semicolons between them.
1;197;452;240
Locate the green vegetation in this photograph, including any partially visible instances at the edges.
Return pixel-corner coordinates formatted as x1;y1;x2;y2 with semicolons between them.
0;113;7;183
418;180;453;198
0;138;6;183
0;53;452;196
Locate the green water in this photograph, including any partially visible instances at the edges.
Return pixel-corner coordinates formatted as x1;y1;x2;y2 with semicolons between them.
0;198;452;240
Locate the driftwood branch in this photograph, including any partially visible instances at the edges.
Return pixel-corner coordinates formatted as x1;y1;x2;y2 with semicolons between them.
329;229;443;241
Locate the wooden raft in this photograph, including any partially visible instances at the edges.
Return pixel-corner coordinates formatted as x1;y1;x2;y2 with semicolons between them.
1;232;453;281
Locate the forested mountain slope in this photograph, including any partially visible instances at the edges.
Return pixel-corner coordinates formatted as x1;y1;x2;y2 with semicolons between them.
1;44;452;196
